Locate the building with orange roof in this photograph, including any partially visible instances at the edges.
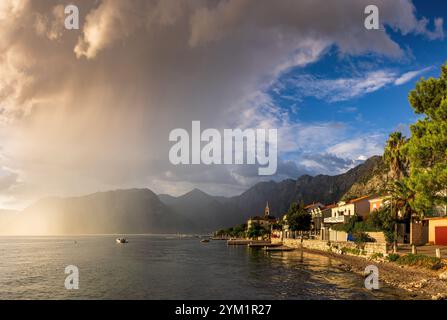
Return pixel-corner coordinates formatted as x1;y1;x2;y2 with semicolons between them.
323;195;373;226
318;196;373;241
368;196;389;212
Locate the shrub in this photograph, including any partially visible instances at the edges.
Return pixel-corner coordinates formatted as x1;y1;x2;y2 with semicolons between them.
353;231;375;244
334;212;392;241
366;206;397;242
383;230;396;243
387;253;400;262
370;252;384;260
341;247;361;255
396;254;443;270
335;216;358;233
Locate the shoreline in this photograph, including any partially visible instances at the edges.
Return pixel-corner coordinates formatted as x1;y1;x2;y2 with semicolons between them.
300;247;447;300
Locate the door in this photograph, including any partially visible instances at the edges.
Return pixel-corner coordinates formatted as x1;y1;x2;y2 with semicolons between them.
435;226;447;245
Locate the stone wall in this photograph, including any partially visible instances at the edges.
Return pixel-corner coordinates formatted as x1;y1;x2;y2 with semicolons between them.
274;238;388;256
365;232;386;243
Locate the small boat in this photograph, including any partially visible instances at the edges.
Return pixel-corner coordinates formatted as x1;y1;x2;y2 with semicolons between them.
200;239;210;243
116;238;128;244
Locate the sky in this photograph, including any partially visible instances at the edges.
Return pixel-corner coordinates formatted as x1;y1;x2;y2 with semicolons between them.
0;0;446;209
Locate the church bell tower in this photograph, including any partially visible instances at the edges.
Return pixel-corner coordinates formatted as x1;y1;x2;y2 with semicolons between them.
264;202;270;217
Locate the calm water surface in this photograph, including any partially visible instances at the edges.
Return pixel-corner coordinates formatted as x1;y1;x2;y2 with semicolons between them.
0;235;412;299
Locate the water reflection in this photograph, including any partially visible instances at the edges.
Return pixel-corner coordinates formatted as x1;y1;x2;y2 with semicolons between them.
0;236;415;300
253;247;415;300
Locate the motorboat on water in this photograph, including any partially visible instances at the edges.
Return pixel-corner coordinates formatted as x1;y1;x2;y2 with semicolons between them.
200;239;210;243
116;238;128;244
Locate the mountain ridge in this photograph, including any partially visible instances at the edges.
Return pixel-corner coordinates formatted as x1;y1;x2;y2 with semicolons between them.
0;156;386;234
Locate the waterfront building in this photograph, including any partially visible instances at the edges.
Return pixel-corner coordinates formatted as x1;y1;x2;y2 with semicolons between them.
306;203;331;236
247;202;277;230
326;196;372;223
368;196;389;212
321;196;372;241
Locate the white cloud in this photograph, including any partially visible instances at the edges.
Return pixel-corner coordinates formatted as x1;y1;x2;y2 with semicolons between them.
278;66;433;103
299;153;362;175
394;66;432;85
326;135;385;160
290;71;397;102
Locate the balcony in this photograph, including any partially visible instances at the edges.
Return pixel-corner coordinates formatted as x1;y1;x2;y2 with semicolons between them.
324;216;347;224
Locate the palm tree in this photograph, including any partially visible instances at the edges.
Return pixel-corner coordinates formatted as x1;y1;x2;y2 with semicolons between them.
388;180;415;217
384;132;408;180
386;179;415;252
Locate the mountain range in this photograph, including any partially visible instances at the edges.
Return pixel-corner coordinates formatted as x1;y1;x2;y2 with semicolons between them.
0;156;387;235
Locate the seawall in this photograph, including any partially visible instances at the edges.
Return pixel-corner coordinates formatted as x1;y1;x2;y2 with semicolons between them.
272;238;388;256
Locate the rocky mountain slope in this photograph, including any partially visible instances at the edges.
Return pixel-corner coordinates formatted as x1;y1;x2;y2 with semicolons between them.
162;156;387;231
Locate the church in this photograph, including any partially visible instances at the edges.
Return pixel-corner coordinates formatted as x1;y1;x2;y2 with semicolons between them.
247;202;277;231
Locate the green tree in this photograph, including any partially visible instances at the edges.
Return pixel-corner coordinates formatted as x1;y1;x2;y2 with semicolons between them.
405;64;447;214
334;206;397;243
333;215;357;233
246;223;268;240
215;223;247;238
383;131;408;180
231;223;247;238
367;205;396;243
285;202;311;241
